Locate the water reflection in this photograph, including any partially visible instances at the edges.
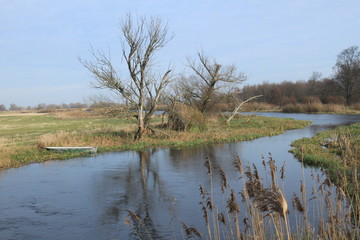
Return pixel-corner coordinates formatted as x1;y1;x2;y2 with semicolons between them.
96;150;174;239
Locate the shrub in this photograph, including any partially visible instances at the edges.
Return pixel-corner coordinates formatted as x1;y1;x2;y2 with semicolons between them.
167;103;207;132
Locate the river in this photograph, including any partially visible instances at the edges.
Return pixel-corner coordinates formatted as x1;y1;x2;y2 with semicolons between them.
0;113;359;239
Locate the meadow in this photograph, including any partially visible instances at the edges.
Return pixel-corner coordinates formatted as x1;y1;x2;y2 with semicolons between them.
0;109;310;169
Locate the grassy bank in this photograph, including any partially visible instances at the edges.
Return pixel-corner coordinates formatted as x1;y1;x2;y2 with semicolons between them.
291;122;360;173
0;110;310;169
291;123;359;220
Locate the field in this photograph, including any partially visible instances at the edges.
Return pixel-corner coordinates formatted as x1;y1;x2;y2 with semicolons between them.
0;110;310;169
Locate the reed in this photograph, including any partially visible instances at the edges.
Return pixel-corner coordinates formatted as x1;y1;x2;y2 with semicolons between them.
124;151;359;239
282;102;360;114
184;155;358;239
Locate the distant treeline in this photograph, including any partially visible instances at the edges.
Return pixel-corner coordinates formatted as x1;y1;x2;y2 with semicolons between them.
242;46;360;106
0;102;89;111
241;77;349;106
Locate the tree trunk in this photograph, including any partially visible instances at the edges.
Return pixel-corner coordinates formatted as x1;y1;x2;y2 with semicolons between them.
134;107;146;141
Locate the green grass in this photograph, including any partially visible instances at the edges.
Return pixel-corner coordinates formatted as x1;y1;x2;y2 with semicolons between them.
291;122;360;183
0;112;310;169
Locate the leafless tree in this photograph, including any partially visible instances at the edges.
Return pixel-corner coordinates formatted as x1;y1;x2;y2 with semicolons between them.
184;51;246;113
333;46;360;105
80;14;173;140
0;104;7;111
308;71;322;82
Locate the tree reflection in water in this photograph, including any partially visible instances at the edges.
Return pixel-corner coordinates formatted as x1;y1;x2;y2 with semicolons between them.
101;149;173;239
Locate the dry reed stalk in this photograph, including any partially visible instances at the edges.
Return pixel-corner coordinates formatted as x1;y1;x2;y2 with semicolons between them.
181;222;202;239
234;156;267;239
182;153;360;239
280;161;286;191
219;168;228;193
292;193;305;213
217;213;226;225
125;210;153;239
233;155;244;176
203;158;218;240
267;155;278;190
227;189;241;239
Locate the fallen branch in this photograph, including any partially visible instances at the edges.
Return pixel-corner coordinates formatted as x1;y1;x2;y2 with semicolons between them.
148;127;171;138
226;95;263;124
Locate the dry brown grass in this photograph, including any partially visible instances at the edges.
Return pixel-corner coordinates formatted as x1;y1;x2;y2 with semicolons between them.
0;111;48;117
282;103;360;114
241;102;279;112
53;109;102;119
167;103;207;131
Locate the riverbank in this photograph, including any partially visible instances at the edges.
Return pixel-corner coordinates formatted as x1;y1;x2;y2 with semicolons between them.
241;102;360;114
291;122;360;203
291;122;359;172
0;111;310;169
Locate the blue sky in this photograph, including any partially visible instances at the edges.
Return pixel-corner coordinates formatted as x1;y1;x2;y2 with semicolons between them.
0;0;359;107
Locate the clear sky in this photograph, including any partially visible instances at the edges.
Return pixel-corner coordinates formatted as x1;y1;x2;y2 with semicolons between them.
0;0;359;107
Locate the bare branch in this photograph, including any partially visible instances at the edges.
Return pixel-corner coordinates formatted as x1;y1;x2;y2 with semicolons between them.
226;95;263;124
185;51;246;113
80;14;173;140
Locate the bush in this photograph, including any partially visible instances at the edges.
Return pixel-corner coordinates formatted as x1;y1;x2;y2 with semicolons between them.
167;103;207;131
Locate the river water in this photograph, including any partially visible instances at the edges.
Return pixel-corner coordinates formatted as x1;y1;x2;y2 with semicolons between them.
0;113;359;240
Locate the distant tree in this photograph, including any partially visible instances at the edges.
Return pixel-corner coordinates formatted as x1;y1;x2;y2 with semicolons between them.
270;87;283;106
37;103;47;110
306;72;322;97
182;51;246;113
308;71;322;82
46;104;61;109
9;103;22;111
80;14;173;140
0;104;7;111
61;103;69;109
333;46;360;105
69;102;88;109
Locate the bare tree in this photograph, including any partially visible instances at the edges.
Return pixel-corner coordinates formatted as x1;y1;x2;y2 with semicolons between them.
80;14;173;140
333;46;360;105
0;104;7;111
9;103;22;111
308;71;322;82
184;51;246;113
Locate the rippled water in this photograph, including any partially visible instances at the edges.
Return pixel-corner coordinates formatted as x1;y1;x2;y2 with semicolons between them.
0;113;359;240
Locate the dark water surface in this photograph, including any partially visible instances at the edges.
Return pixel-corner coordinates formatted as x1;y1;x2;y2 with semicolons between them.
1;113;359;240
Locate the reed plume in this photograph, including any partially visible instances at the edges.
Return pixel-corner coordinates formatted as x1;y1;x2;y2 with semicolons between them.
217;213;226;225
181;222;202;239
253;188;289;219
227;189;241;239
292;193;304;213
219;168;228;193
233;155;244;176
125;210;153;239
